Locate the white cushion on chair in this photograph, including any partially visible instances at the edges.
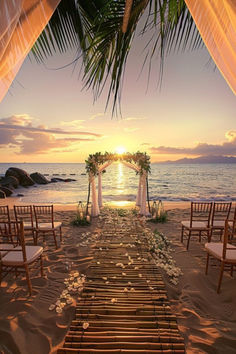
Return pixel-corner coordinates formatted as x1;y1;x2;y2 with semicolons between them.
211;220;225;228
37;222;62;230
1;246;43;266
181;220;208;229
205;242;236;262
0;243;15;257
23;221;36;229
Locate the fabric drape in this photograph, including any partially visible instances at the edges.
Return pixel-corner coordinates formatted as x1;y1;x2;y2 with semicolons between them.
90;173;99;217
185;0;236;95
0;0;60;101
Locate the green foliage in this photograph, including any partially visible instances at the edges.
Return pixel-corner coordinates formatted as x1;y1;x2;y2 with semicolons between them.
71;215;90;226
117;208;127;217
149;211;168;223
131;208;138;216
85;151;151;176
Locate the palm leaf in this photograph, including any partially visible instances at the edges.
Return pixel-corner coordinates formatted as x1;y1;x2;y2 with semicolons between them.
31;0;204;113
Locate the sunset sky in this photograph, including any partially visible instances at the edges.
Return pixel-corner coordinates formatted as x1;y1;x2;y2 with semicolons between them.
0;37;236;163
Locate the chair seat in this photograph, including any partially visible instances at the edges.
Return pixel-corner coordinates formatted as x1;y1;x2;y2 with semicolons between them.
211;220;225;228
205;242;236;262
0;243;15;257
1;246;43;266
36;222;62;230
181;220;208;229
23;221;36;229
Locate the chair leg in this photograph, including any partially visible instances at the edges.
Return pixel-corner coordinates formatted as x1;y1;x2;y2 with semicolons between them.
60;227;62;242
53;230;58;249
35;231;38;245
40;256;44;277
230;265;234;277
181;226;184;243
205;253;209;275
199;231;202;242
208;229;212;242
186;231;191;250
24;264;32;296
32;230;37;245
0;262;2;287
217;262;224;294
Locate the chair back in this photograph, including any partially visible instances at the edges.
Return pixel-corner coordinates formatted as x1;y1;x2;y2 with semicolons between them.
33;205;54;228
190;202;213;227
14;205;34;228
229;206;236;239
0;221;20;246
222;220;236;260
0;205;10;223
211;202;232;224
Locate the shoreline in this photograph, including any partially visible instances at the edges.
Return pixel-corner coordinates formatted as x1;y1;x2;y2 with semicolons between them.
0;198;191;211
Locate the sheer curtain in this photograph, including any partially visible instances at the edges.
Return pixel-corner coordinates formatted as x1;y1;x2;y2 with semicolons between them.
0;0;60;101
185;0;236;95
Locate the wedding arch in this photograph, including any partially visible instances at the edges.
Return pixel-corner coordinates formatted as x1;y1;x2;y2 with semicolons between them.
85;152;151;217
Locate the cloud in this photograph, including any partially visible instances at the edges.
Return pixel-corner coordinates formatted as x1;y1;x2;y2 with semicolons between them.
0;114;101;154
89;113;104;120
122;116;147;121
149;131;236;156
60;119;85;128
140;143;150;146
124;127;139;133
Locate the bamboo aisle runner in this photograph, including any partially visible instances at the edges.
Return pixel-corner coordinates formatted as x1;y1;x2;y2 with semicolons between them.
58;211;185;353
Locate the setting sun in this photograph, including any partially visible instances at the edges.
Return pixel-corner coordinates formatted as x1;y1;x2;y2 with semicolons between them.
115;146;126;155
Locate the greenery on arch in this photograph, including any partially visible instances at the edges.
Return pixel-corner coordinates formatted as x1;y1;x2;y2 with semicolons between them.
85;151;151;176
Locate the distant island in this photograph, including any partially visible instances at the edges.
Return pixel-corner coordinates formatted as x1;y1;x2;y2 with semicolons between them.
157;155;236;164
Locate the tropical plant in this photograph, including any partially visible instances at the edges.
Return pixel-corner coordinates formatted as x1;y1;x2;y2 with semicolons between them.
32;0;203;113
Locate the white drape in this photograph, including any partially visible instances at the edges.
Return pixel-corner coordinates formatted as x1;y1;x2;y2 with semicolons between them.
0;0;60;101
185;0;236;95
140;173;149;216
136;175;142;206
90;173;99;217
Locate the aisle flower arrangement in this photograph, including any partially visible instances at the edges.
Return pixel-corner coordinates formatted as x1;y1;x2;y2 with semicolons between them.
144;228;182;285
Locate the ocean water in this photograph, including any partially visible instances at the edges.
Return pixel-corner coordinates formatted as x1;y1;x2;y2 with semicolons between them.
0;162;235;204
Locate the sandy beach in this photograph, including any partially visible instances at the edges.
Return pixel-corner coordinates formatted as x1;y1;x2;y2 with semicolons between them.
0;203;236;353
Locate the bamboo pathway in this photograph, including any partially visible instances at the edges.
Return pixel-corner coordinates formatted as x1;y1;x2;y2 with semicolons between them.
58;213;185;353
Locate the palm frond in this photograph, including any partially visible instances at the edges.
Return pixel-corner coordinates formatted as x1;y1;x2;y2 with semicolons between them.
31;0;205;114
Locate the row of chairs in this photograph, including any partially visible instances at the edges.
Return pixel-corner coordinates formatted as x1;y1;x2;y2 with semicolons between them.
0;205;62;249
181;201;235;250
181;201;236;293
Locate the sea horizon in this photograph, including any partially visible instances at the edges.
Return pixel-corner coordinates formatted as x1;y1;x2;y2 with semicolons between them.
0;162;235;204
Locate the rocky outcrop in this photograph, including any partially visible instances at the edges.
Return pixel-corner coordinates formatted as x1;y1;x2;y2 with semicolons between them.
5;167;35;187
0;189;6;198
30;172;50;185
51;177;76;183
0;175;19;189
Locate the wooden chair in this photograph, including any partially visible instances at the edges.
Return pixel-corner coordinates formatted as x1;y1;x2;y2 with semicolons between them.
0;205;11;228
33;205;62;249
209;202;232;241
181;201;213;250
14;205;36;244
0;221;44;295
229;206;236;241
205;220;236;293
0;221;19;257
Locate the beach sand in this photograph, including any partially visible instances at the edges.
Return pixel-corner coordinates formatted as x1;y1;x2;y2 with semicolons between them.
0;203;236;353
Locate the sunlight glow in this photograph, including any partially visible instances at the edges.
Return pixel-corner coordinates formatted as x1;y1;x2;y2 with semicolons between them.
115;146;126;154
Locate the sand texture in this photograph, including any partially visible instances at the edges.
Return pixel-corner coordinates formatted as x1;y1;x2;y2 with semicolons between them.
0;206;236;353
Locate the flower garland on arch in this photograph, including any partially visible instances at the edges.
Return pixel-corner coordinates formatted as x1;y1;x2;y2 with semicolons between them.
85;151;151;176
